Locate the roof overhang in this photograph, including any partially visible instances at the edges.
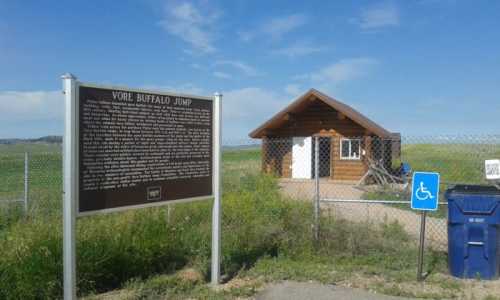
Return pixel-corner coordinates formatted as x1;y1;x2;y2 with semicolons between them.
249;89;392;138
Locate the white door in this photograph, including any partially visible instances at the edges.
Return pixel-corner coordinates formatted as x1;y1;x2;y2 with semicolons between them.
292;137;312;179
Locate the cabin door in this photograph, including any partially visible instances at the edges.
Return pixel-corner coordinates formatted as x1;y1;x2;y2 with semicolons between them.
292;136;312;179
312;137;331;178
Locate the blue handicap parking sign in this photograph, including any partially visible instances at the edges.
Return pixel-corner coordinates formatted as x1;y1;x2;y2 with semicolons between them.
411;172;440;211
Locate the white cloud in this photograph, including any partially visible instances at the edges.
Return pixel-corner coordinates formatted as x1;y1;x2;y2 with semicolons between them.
220;87;283;140
0;90;63;122
237;31;255;43
417;0;457;5
291;74;310;81
354;3;400;30
310;58;379;84
213;71;231;79
214;60;261;77
284;84;302;97
159;2;219;53
190;63;203;70
140;83;205;96
223;87;287;133
240;13;307;42
272;41;326;58
264;14;308;39
223;87;286;121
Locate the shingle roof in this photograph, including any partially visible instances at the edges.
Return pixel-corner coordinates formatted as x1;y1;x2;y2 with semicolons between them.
249;88;392;138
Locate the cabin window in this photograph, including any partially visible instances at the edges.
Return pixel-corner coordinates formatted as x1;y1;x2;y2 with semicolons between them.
340;138;361;160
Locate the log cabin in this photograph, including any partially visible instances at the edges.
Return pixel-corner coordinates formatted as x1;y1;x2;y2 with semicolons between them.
249;89;400;181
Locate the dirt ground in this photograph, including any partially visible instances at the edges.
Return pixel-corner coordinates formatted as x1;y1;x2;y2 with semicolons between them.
279;179;448;251
279;178;365;200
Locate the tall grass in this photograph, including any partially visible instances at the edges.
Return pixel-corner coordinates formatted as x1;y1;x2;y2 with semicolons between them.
1;143;478;299
0;169;421;299
402;143;500;184
0;172;316;299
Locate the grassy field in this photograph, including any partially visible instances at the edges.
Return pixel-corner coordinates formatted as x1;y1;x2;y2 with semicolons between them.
0;143;62;153
364;143;500;218
1;142;500;299
402;143;499;185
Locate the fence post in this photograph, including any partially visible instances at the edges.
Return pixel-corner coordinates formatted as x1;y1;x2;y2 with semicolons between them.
314;136;320;241
166;204;172;224
24;152;29;214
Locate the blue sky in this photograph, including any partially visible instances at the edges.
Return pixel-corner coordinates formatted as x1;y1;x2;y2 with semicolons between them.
0;0;499;141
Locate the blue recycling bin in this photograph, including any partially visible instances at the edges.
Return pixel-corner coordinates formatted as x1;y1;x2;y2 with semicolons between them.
446;185;500;279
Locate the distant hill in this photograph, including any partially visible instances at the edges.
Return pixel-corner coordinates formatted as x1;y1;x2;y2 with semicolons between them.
0;135;259;150
223;143;260;151
0;135;62;145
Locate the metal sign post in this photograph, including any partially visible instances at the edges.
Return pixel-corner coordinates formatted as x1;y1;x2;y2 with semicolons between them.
410;171;440;282
211;93;222;285
417;210;427;281
62;73;78;300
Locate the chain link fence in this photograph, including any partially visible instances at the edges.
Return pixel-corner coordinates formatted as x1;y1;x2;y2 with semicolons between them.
0;151;62;222
0;152;28;225
0;152;27;206
1;135;499;251
258;135;500;252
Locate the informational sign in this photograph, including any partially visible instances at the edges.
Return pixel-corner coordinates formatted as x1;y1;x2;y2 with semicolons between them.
77;85;214;215
411;172;440;211
485;159;500;180
62;74;222;300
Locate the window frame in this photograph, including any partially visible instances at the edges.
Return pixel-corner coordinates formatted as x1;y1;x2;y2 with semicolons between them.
340;138;362;160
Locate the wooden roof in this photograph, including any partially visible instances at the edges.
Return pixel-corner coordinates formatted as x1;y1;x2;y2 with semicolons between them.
249;89;392;138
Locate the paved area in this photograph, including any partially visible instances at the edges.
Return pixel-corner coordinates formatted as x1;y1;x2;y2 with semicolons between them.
256;281;414;300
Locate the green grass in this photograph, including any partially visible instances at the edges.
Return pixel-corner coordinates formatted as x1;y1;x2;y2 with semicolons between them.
1;142;499;299
0;143;62;154
222;148;261;192
362;143;500;218
0;151;62;230
0;171;312;299
402;143;500;185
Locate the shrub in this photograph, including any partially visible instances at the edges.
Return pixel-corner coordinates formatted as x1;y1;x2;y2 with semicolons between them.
0;172;424;299
0;174;298;298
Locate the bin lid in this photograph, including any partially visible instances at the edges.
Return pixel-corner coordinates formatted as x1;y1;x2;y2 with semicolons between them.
446;185;500;214
446;185;500;195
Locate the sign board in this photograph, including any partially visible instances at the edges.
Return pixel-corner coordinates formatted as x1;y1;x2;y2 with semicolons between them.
63;74;222;299
485;159;500;180
76;85;215;215
411;172;440;211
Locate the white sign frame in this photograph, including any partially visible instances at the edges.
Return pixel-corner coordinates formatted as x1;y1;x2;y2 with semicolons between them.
485;159;500;180
410;171;440;211
62;74;222;299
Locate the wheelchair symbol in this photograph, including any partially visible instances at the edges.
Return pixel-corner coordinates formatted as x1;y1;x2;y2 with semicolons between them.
415;181;434;201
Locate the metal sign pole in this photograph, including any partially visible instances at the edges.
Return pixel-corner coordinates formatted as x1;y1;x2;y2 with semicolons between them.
211;92;222;285
62;73;78;300
314;136;320;241
417;210;427;281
